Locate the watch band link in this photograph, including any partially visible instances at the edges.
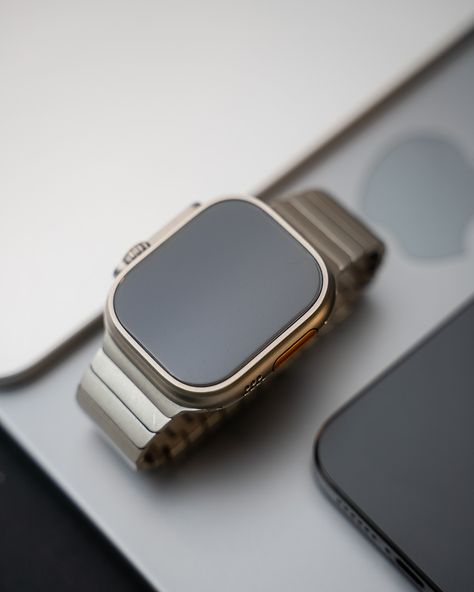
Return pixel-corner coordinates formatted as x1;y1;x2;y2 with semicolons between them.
77;190;384;469
77;335;236;470
272;190;384;329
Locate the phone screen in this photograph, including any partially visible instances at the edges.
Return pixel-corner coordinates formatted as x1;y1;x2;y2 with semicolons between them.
316;298;474;592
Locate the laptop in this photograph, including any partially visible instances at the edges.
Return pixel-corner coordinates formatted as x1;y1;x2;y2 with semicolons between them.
1;8;474;592
1;2;472;383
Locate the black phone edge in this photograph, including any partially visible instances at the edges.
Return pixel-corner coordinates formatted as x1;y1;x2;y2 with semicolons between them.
312;295;474;592
314;441;434;591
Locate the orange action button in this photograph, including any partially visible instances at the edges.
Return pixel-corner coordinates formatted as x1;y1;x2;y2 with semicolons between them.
273;329;317;371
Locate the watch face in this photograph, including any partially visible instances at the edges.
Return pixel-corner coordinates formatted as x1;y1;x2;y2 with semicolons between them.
113;198;324;387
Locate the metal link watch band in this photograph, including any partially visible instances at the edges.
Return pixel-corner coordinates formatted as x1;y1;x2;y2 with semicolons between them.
78;334;232;469
272;190;384;329
77;190;384;469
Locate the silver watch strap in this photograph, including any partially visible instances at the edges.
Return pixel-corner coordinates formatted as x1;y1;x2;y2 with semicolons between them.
77;190;384;468
272;190;384;328
77;335;230;469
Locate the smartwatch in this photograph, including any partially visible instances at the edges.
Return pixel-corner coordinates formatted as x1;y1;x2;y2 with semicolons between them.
77;191;384;469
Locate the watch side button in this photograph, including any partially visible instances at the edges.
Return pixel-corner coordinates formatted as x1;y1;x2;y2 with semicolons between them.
113;241;150;277
273;329;317;371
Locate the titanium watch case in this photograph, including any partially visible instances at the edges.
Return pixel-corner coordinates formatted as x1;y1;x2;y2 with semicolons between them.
104;195;335;411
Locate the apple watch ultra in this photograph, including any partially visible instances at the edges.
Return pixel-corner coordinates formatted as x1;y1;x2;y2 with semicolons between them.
77;191;384;469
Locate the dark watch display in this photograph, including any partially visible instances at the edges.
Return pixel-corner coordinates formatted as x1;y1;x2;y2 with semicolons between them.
113;199;323;387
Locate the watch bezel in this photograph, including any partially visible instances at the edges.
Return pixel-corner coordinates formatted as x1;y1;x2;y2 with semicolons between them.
105;195;335;409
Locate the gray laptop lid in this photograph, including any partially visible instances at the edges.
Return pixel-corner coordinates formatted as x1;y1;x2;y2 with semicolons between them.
1;2;472;381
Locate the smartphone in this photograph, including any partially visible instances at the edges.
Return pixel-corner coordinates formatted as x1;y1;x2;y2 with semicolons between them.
314;297;474;592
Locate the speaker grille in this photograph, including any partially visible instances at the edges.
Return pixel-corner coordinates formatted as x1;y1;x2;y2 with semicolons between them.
244;374;264;394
